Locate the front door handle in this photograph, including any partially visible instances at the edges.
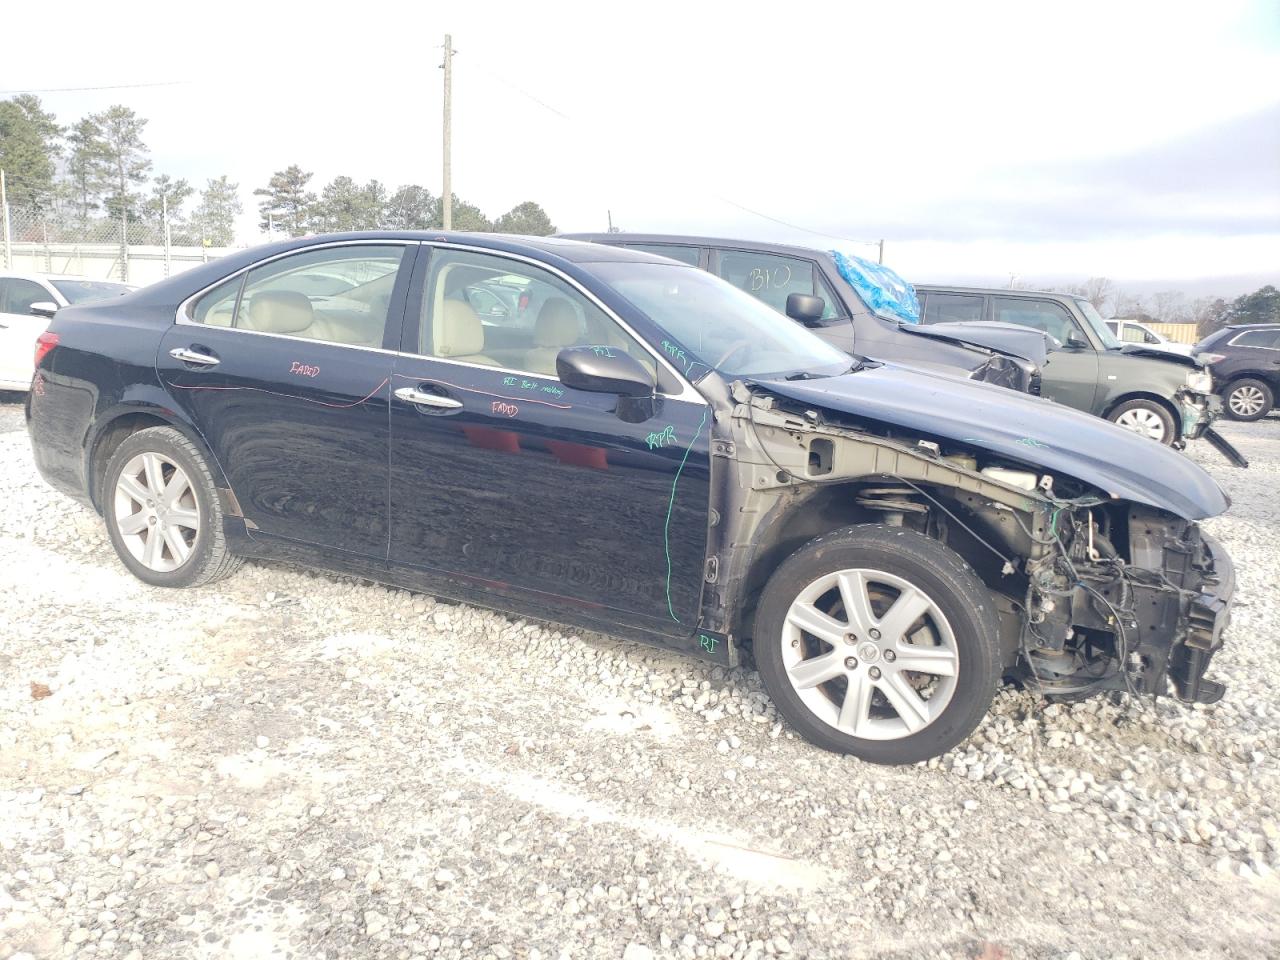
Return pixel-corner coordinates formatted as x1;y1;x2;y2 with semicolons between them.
169;346;220;367
394;386;463;410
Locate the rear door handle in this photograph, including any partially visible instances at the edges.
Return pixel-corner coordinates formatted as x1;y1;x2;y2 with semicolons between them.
169;346;220;367
394;386;463;410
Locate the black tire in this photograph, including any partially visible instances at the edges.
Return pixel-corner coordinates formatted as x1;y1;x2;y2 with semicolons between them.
1222;378;1273;422
102;426;243;588
753;525;1001;764
1106;398;1177;445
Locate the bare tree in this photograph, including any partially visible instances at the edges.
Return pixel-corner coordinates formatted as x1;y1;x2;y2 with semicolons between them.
1150;290;1188;324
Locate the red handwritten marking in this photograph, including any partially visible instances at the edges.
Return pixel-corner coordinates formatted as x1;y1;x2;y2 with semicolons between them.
166;377;390;409
391;372;571;409
289;361;320;377
491;401;519;418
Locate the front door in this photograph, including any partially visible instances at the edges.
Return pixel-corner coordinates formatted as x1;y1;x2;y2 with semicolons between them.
0;277;52;388
156;242;416;557
387;246;711;637
991;295;1101;412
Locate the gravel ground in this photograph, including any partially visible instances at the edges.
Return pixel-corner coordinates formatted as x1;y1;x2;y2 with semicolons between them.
1;393;1278;960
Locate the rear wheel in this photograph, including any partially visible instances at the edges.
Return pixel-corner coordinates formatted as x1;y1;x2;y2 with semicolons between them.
753;525;1001;764
1223;378;1272;421
102;426;243;587
1108;398;1176;445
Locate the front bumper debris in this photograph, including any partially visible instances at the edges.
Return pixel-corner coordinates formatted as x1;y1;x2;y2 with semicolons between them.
1168;532;1234;704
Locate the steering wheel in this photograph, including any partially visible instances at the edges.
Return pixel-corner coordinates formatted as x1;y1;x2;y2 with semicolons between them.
712;339;752;370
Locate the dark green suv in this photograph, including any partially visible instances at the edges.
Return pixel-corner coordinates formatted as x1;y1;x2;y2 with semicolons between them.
915;285;1218;447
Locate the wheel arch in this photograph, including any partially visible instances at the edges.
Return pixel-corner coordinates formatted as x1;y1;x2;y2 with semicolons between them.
85;399;232;514
1102;391;1182;438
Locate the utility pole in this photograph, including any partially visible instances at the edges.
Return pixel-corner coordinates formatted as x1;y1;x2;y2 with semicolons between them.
1;169;11;270
441;34;455;231
162;194;172;277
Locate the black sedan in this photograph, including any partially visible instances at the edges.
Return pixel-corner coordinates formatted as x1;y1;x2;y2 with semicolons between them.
27;233;1236;764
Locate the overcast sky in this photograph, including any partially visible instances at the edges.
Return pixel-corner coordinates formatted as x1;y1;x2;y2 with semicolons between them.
5;0;1278;293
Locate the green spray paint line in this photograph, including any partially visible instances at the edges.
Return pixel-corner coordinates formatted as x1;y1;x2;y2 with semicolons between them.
665;405;710;622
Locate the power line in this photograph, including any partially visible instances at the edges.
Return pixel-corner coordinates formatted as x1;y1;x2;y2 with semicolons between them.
0;80;190;95
466;63;880;249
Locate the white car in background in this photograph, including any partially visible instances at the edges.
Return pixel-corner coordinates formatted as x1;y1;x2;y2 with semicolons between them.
0;273;133;390
1105;318;1195;357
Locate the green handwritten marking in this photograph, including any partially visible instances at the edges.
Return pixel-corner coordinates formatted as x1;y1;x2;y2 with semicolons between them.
665;406;710;622
699;634;718;653
591;345;618;358
1016;437;1049;448
645;424;678;450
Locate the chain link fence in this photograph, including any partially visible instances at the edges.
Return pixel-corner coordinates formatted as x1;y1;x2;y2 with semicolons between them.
1;204;235;286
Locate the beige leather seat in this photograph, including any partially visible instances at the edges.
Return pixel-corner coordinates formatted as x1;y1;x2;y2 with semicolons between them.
434;299;497;366
242;290;314;335
524;297;582;375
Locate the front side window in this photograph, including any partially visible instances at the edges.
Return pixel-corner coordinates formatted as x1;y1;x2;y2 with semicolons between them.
624;244;700;266
715;250;840;321
1;279;50;315
922;293;983;324
188;245;406;347
417;249;655;378
1120;323;1147;343
1074;299;1121;348
592;260;851;379
993;297;1081;345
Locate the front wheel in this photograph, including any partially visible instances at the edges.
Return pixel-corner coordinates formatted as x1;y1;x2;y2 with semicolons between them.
102;426;243;588
1107;398;1176;445
753;525;1001;764
1222;378;1273;421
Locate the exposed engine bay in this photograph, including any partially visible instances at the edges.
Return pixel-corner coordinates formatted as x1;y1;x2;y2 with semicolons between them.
707;383;1233;706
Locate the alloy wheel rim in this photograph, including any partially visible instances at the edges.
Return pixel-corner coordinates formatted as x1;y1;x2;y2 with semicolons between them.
113;452;200;572
1115;407;1167;441
1229;386;1265;417
780;568;959;741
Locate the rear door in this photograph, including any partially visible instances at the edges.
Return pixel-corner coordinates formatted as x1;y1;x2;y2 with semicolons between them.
387;245;712;638
991;296;1101;412
157;241;416;557
0;278;53;388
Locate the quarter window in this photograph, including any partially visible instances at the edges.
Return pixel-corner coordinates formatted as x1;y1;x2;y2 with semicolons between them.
188;245;406;348
992;297;1079;344
922;293;983;324
416;249;656;379
715;251;842;321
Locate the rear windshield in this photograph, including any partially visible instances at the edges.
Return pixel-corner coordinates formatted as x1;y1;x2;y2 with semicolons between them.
51;279;132;304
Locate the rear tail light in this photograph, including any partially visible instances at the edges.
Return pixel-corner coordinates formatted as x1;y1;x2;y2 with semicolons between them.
34;331;59;369
1196;352;1226;365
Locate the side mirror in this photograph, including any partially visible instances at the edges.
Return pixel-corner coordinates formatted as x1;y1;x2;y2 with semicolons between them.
785;293;825;325
29;301;59;319
556;345;655;397
1064;330;1089;350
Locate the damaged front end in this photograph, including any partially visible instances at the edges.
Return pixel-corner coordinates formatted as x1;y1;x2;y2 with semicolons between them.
715;382;1235;710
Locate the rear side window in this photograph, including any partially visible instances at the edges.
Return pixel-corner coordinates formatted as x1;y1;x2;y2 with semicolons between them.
715;250;842;321
992;297;1078;343
623;244;700;266
1232;329;1280;348
923;293;983;324
189;245;406;348
1119;324;1149;343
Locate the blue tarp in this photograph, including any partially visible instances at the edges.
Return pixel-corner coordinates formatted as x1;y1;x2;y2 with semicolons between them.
830;250;921;324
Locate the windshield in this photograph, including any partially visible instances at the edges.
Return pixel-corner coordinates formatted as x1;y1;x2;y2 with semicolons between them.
50;279;132;304
1075;299;1122;349
591;261;852;379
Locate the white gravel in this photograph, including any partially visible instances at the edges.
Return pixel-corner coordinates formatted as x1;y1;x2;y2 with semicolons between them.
1;394;1278;960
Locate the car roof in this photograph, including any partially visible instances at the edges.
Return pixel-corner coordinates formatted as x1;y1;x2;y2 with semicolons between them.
558;232;836;259
1225;322;1280;330
0;271;98;283
266;231;676;266
915;283;1083;301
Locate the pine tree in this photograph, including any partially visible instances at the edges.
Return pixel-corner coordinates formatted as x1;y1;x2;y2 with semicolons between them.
254;165;316;236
